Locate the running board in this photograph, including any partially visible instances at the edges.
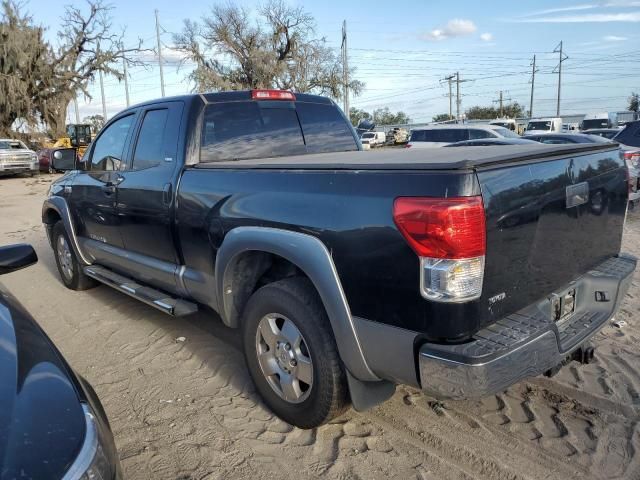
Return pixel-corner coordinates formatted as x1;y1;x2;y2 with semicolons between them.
84;265;198;316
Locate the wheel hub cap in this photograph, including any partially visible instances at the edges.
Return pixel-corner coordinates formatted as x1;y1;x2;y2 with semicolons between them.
56;235;73;281
255;314;313;404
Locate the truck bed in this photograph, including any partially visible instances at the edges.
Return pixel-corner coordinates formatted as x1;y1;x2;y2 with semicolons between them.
195;143;618;170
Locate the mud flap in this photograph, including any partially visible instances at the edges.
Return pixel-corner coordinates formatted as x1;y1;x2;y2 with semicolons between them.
346;371;396;412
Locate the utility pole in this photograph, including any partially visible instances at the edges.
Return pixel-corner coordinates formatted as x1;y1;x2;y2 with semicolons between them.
456;72;460;121
121;43;130;107
454;72;469;121
553;41;568;117
73;97;80;124
341;20;349;115
442;74;455;120
529;55;537;118
97;43;107;120
493;91;512;117
155;9;165;97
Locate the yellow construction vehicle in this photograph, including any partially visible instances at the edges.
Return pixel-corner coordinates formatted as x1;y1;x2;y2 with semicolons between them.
45;124;93;158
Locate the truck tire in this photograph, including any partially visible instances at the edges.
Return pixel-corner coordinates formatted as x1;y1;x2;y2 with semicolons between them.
52;221;97;291
242;277;349;429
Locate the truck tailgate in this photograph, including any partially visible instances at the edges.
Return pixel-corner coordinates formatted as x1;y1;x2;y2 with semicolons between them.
477;145;627;323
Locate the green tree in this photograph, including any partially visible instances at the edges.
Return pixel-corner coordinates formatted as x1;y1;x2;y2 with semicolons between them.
349;107;371;126
372;107;410;125
465;102;524;120
432;113;452;122
82;114;104;133
629;92;639;113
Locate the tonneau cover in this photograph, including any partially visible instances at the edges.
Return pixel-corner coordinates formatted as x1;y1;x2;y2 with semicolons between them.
195;143;618;170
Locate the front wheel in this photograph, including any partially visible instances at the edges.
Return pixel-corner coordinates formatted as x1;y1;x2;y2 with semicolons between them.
52;221;97;290
242;277;349;429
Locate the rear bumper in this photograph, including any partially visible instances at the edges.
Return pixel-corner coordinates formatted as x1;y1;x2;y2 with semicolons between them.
419;254;636;399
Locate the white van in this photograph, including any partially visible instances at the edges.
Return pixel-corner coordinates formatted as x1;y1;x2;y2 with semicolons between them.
526;118;563;133
360;131;386;149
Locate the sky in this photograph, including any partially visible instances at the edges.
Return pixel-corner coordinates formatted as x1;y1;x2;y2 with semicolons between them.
20;0;640;124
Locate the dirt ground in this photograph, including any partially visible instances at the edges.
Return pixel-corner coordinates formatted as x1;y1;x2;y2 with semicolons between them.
2;174;640;480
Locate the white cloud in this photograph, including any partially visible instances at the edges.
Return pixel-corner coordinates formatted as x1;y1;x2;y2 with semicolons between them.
480;32;493;42
523;4;597;16
421;19;477;41
603;34;628;40
517;12;640;22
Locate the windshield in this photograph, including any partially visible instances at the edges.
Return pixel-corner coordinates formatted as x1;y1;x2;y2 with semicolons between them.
492;127;519;138
362;133;375;138
527;121;552;131
582;119;610;130
0;140;27;150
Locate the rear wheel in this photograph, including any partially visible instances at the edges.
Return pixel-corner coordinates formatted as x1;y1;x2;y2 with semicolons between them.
242;277;349;429
52;221;97;290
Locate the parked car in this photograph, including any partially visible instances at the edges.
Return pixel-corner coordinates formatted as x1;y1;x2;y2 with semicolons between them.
524;132;612;144
406;124;519;149
0;138;38;177
613;120;640;148
525;117;563;133
445;138;539;147
0;244;122;479
361;131;386;149
582;128;621;140
42;89;635;429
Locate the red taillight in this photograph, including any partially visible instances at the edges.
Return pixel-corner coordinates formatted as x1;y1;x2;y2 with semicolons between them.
251;89;296;101
393;197;486;259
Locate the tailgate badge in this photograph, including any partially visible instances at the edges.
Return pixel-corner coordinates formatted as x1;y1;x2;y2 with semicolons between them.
566;182;589;208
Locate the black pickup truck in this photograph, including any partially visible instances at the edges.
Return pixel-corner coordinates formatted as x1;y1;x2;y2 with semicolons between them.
42;90;636;429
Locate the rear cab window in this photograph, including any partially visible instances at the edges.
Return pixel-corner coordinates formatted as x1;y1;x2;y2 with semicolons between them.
200;99;357;163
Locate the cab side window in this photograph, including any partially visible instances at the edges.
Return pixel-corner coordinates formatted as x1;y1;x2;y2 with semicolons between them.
90;115;134;171
133;109;170;170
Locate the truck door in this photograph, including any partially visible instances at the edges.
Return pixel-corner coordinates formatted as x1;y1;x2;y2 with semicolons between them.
115;102;183;276
69;112;137;251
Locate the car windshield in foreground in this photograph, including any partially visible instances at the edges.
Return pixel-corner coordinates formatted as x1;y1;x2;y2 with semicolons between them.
527;121;551;131
0;141;27;150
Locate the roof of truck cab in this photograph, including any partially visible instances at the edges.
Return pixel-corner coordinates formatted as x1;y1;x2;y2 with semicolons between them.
123;90;333;111
196;143;618;171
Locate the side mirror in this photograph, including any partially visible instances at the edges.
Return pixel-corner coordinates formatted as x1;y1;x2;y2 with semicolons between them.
0;244;38;275
51;148;77;171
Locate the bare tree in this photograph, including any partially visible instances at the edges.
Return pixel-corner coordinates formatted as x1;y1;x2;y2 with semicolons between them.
173;0;363;100
0;0;143;137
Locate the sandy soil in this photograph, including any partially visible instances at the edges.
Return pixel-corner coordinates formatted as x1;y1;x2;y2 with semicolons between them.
1;174;639;480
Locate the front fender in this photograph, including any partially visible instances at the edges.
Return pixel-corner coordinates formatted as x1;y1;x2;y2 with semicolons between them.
215;227;379;382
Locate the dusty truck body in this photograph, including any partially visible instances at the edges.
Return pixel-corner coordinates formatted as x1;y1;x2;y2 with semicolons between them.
0;139;38;176
42;90;635;428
